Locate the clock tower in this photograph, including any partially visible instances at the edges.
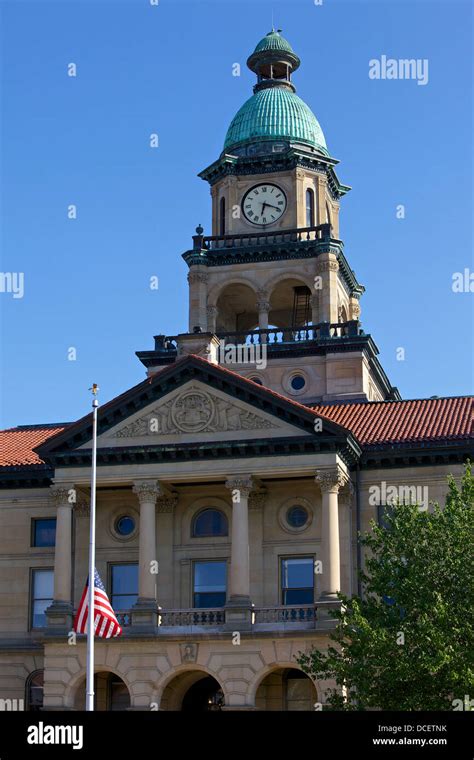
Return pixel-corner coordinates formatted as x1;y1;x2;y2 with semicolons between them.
138;30;400;404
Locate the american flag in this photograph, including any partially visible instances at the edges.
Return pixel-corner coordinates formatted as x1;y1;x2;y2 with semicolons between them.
73;568;122;638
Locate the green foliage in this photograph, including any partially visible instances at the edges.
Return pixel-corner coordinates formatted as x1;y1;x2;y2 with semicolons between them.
297;463;474;710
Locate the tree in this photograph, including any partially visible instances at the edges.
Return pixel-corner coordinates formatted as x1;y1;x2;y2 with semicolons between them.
297;463;474;710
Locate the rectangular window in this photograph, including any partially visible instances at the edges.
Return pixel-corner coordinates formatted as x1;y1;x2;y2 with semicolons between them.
31;569;54;629
377;504;395;531
281;557;314;605
32;518;56;547
193;561;226;608
110;564;138;611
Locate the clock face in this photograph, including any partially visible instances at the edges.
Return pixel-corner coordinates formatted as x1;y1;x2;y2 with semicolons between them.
242;183;287;226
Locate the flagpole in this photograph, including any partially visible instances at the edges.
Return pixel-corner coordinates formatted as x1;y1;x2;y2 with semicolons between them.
86;386;99;712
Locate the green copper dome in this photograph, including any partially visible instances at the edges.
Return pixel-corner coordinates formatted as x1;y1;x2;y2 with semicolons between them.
224;86;328;155
253;30;295;55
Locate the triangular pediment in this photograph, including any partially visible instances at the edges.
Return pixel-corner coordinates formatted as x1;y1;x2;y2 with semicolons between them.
79;381;300;447
35;356;359;468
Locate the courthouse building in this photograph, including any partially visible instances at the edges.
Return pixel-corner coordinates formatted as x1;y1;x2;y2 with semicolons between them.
0;30;472;711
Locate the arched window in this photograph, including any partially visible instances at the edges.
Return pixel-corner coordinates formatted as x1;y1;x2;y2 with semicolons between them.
26;670;44;711
219;197;226;236
305;188;315;227
192;509;228;537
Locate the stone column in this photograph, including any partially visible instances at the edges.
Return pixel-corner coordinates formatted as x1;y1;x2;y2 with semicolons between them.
315;466;349;601
256;292;270;343
224;475;254;629
187;270;209;332
131;480;160;629
315;254;339;324
206;304;218;333
309;294;319;327
46;484;74;632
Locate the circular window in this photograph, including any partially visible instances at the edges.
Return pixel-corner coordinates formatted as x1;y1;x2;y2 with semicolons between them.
290;375;306;391
248;376;263;386
287;505;309;529
115;516;136;537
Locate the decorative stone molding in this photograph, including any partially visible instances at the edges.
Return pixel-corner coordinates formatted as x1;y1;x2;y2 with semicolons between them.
74;499;91;519
351;302;361;319
49;484;75;507
225;475;254;498
187;272;209;285
338;481;355;508
206;305;218;317
248;491;267;510
256;289;269;301
180;642;198;663
113;386;279;437
256;300;270;313
132;480;161;504
156;495;177;514
315;259;339;274
315;466;350;494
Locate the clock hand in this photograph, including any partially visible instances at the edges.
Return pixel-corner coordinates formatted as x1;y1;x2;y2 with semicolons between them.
263;202;281;211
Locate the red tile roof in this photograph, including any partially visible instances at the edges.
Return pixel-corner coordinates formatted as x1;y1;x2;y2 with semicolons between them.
0;425;69;468
0;355;472;470
309;396;473;446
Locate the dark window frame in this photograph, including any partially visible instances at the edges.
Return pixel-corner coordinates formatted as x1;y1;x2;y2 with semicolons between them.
25;669;44;711
108;562;139;612
192;559;228;609
30;567;54;630
305;188;315;227
280;555;315;606
219;196;226;236
31;517;56;548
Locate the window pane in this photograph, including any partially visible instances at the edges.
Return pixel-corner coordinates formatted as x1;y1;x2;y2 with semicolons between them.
33;599;50;628
33;569;54;598
282;558;313;589
193;509;228;537
194;562;226;607
111;594;137;611
33;519;56;547
111;564;138;595
194;592;226;608
283;588;314;605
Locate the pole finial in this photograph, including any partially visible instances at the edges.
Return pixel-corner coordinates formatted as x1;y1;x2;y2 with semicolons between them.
89;383;99;396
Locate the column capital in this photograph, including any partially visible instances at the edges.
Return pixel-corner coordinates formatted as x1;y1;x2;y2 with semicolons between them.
49;484;75;508
315;466;349;494
256;300;270;313
132;480;161;504
225;474;255;498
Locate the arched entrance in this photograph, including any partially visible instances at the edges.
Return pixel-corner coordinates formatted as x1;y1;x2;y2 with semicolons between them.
160;670;224;711
255;668;317;711
73;672;130;711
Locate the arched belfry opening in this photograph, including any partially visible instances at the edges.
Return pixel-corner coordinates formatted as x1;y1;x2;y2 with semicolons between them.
269;279;312;328
215;283;258;333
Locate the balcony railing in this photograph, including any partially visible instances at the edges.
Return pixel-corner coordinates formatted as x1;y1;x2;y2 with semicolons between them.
192;223;332;251
159;608;225;627
216;321;362;346
117;603;339;632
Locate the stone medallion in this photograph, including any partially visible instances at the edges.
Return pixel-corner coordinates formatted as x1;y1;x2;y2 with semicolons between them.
171;390;214;432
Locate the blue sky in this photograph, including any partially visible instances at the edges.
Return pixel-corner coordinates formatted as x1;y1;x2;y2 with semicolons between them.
0;0;472;428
